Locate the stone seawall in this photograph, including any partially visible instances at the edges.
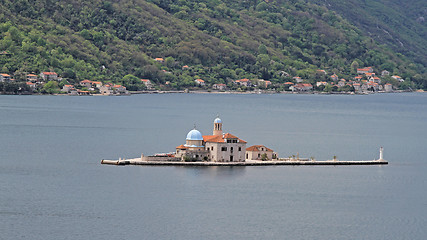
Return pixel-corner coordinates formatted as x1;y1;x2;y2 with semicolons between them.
101;159;388;166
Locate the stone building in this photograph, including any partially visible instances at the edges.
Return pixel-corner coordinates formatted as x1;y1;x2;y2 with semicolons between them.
175;117;247;162
246;145;276;161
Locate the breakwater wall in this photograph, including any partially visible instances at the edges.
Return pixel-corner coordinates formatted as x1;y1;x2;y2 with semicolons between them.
101;159;388;166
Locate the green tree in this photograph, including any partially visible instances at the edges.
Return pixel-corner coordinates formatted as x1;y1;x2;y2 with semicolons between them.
42;81;60;94
258;44;268;55
122;74;140;84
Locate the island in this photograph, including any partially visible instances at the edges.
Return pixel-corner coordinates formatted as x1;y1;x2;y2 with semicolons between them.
101;116;388;167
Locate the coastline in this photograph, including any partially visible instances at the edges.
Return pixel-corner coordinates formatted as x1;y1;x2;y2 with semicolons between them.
2;89;419;96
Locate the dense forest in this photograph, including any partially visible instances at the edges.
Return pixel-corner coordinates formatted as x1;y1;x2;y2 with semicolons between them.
309;0;427;68
0;0;426;90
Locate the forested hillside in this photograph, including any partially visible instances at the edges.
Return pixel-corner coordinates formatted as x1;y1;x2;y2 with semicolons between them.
0;0;426;90
309;0;427;68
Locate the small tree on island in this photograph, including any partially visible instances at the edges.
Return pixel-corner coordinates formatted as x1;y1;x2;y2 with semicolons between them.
261;153;268;161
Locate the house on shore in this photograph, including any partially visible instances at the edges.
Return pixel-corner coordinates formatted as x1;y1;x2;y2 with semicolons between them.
0;73;11;82
357;67;373;74
392;75;404;82
195;79;205;86
316;82;327;87
26;82;36;91
27;74;38;83
92;81;103;88
293;77;303;83
141;79;153;89
384;83;393;92
99;84;113;95
213;83;226;90
40;72;58;82
235;78;251;86
79;80;93;89
113;84;128;94
291;83;313;92
330;74;339;81
61;84;75;93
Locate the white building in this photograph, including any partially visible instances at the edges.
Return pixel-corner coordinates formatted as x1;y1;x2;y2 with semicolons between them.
0;73;11;82
40;72;58;81
141;79;152;89
194;79;205;86
212;83;226;90
384;83;393;92
175;117;247;162
246;145;276;161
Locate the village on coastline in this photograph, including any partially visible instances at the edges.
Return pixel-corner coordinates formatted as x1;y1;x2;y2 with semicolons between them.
0;59;423;95
101;116;388;167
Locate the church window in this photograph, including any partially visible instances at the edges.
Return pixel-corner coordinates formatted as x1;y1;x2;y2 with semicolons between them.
211;146;213;150
238;147;241;151
221;147;227;151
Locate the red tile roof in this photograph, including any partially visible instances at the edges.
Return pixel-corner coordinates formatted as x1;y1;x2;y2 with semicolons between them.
203;135;219;142
246;145;273;152
203;133;247;144
42;72;57;75
236;78;249;82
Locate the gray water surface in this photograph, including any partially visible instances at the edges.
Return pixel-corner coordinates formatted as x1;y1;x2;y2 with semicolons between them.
1;93;426;239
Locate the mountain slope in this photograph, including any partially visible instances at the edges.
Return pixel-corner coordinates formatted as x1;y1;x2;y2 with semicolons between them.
0;0;425;89
309;0;427;68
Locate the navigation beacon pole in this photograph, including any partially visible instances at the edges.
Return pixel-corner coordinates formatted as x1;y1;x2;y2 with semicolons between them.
379;147;384;161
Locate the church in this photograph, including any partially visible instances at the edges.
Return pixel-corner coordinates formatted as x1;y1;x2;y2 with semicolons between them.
175;116;247;162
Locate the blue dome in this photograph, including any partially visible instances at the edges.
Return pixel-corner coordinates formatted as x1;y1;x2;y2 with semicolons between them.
186;129;203;140
214;117;222;123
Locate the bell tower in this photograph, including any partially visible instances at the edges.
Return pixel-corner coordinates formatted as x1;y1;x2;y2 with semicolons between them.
213;115;223;136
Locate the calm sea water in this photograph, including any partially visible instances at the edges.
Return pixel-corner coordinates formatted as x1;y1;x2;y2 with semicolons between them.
1;93;426;240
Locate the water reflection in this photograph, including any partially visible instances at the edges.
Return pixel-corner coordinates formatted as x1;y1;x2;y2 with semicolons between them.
177;166;247;179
